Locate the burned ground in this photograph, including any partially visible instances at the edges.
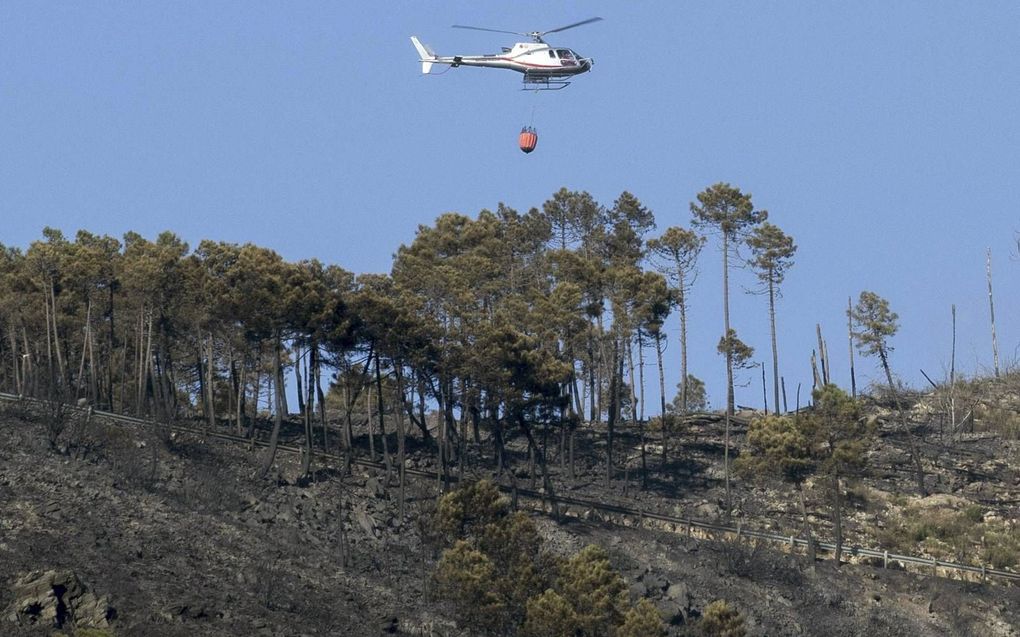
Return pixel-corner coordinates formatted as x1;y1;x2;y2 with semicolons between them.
1;396;1018;636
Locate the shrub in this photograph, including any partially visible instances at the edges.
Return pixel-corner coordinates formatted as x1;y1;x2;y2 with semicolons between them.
521;589;580;637
433;540;506;632
879;504;1018;570
434;479;509;541
982;530;1020;570
698;600;745;637
617;598;666;637
557;545;629;636
430;481;668;636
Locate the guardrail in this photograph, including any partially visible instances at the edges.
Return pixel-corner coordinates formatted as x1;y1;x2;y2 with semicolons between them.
1;391;1017;584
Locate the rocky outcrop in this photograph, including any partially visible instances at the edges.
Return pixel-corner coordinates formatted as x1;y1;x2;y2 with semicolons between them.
5;570;113;629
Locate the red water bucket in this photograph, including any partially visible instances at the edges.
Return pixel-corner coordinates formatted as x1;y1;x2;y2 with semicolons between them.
519;126;538;153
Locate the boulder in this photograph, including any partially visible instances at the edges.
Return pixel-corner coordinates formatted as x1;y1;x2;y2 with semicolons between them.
665;582;692;621
365;476;387;499
694;501;721;520
642;571;669;593
629;580;648;600
5;570;113;629
654;597;685;625
355;506;379;538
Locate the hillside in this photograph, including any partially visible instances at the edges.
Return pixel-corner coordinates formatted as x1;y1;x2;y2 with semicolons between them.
2;381;1018;636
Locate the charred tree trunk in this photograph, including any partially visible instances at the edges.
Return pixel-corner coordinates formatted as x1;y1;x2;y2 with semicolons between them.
375;351;392;475
655;330;667;464
767;276;780;412
259;331;285;480
879;350;926;495
832;472;843;567
205;331;215;431
847;297;857;399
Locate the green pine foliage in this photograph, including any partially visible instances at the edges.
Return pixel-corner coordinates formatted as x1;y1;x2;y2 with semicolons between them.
431;481;665;636
736;414;813;485
616;598;667;637
697;600;746;637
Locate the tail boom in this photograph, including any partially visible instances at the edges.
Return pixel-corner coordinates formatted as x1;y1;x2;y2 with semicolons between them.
410;36;437;74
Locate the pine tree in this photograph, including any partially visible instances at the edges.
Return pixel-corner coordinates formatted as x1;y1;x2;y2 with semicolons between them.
747;222;796;414
647;226;704;422
690;183;766;416
849;291;925;494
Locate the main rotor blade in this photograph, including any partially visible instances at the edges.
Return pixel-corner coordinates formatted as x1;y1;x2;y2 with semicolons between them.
451;24;526;36
540;17;603;36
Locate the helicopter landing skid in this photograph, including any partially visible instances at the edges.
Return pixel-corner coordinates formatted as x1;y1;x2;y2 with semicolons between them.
522;76;571;91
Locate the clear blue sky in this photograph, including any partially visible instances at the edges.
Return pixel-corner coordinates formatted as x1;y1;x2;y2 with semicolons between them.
3;1;1018;411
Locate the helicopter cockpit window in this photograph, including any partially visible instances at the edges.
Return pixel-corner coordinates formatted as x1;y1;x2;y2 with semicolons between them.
548;50;557;58
556;49;574;60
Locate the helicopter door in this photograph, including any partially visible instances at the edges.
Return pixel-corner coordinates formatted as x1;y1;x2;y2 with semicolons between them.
556;49;577;66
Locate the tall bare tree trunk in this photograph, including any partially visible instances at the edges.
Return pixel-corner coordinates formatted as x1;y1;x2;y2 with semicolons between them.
107;284;116;410
847;297;856;399
720;233;735;515
144;314;154;415
294;344;305;417
49;281;65;386
9;326;20;394
678;275;690;415
879;350;926;494
654;330;668;464
722;234;734;416
832;472;843;566
76;300;92;400
22;328;34;396
627;337;645;488
587;331;597;425
249;347;262;440
816;324;829;386
87;313;98;404
136;307;145;413
366;380;376;460
949;304;957;434
767;277;780;411
986;248;1000;377
233;355;244;436
395;366;408;521
605;339;619;489
300;346;314;479
314;346;328;452
259;332;285;480
637;329;646;422
205;332;215;430
44;294;53;391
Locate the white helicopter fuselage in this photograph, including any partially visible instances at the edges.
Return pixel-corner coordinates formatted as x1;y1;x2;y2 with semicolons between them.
411;38;592;80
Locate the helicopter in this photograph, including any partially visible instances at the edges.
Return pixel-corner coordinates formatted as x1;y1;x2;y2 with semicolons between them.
410;17;602;90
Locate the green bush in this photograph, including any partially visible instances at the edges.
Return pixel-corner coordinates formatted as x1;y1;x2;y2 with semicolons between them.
434;479;509;541
698;600;746;637
557;545;629;636
522;589;580;637
879;505;1018;570
433;540;507;632
617;598;667;637
962;504;985;523
982;530;1020;570
429;481;666;636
